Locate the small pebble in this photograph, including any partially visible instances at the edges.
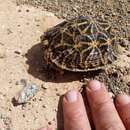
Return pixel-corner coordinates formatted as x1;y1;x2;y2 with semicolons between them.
22;114;25;118
56;93;61;96
14;49;22;55
48;121;52;125
127;82;130;86
15;81;19;85
8;108;12;112
36;24;40;27
20;78;27;86
42;105;47;108
7;28;13;35
127;54;130;57
127;10;130;14
39;98;42;101
41;84;48;89
55;88;58;91
26;9;30;12
18;9;22;12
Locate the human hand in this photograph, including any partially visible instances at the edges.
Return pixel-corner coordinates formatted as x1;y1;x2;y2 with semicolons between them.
39;80;130;130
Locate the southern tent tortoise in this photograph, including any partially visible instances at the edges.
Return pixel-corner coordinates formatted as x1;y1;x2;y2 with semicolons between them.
40;16;129;73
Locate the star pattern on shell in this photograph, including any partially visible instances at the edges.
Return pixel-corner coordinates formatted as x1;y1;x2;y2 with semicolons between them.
41;16;119;72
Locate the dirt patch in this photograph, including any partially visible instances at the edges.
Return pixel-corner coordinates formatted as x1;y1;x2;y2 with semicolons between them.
17;0;130;38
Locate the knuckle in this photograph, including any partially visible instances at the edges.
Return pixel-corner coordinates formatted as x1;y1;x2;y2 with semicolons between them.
67;109;85;122
124;116;130;125
94;99;113;112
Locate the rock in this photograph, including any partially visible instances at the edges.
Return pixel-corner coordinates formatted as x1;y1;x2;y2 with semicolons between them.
41;84;48;89
17;84;39;104
14;80;39;104
14;49;22;55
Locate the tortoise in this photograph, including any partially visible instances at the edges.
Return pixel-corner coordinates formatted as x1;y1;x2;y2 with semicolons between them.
40;16;129;73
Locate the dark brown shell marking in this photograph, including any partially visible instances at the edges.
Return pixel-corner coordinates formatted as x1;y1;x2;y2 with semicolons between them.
41;16;118;72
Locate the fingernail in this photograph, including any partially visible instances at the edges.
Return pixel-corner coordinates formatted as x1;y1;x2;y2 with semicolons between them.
65;90;77;103
88;80;101;91
117;94;130;105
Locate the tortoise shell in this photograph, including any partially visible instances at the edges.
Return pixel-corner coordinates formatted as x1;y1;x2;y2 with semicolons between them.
41;16;118;72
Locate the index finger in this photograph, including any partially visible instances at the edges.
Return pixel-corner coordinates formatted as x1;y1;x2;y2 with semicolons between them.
86;80;125;130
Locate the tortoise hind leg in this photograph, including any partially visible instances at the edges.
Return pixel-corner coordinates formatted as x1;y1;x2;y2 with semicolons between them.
43;63;65;81
43;63;55;80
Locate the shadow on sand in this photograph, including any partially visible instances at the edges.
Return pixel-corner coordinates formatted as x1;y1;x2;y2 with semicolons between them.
25;43;99;83
25;43;83;130
25;43;100;130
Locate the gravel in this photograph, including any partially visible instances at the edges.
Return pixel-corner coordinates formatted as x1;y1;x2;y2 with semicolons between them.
16;0;130;39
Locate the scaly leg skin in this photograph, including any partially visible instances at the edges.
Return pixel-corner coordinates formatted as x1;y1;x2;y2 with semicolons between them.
42;63;56;81
55;67;65;75
43;63;65;81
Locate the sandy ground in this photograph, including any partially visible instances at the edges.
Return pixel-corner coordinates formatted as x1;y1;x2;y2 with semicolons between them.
0;0;82;130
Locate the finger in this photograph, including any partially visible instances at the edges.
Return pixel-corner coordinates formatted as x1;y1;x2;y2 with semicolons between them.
63;90;91;130
86;80;125;130
115;94;130;130
38;127;52;130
